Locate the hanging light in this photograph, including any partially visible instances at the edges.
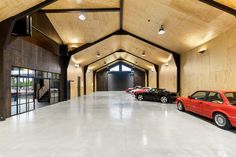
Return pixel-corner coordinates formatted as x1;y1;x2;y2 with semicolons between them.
79;13;86;21
158;25;166;35
97;53;101;57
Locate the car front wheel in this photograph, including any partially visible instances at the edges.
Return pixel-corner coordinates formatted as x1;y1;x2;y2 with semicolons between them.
160;96;168;103
177;101;185;111
213;113;231;130
137;95;144;101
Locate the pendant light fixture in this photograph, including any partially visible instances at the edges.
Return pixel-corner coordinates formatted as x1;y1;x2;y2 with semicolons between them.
79;12;86;21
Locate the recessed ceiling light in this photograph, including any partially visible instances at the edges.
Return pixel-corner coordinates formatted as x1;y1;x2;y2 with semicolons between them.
97;53;100;57
158;25;166;35
142;52;146;57
79;13;86;21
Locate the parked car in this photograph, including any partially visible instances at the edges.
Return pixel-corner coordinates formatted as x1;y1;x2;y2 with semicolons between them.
135;88;177;103
125;86;141;93
176;90;236;130
131;87;151;95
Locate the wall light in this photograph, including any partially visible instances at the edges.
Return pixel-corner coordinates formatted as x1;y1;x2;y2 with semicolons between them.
158;25;166;35
165;62;169;66
79;13;86;21
199;49;206;54
75;63;80;68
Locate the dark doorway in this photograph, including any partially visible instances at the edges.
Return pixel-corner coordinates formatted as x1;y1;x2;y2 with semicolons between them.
108;72;134;91
78;77;81;96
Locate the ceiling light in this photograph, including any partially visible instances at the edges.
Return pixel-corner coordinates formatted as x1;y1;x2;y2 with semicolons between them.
104;61;106;65
75;63;80;68
158;25;166;35
142;52;146;57
79;13;86;21
97;53;101;57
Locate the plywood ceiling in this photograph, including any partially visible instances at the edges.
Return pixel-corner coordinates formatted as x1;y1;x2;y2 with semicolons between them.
123;0;236;53
72;35;171;66
214;0;236;9
0;0;45;22
47;12;119;44
44;0;120;9
89;52;153;70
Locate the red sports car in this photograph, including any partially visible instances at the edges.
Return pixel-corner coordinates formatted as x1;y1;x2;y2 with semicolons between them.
132;87;151;95
176;90;236;130
125;86;141;93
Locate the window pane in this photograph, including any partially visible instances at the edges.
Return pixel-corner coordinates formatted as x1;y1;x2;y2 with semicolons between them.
122;65;132;72
20;68;28;77
11;67;19;76
110;65;120;71
27;78;34;103
192;92;207;100
28;69;35;77
36;71;43;78
207;92;223;103
43;72;48;78
28;102;35;111
19;104;27;113
11;106;17;116
18;78;27;104
48;73;52;79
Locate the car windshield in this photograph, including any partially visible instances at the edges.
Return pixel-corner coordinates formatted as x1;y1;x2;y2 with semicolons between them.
224;92;236;105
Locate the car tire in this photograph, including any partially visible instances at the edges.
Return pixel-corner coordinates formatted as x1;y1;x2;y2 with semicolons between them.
213;113;231;130
160;96;168;103
137;95;144;101
177;101;185;111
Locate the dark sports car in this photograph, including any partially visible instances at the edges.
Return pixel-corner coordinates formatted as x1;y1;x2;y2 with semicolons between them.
135;88;177;103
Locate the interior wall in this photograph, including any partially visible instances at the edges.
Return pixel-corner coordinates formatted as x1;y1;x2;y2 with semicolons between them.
2;37;61;118
148;68;157;88
67;60;84;99
181;26;236;96
86;70;94;95
159;55;177;92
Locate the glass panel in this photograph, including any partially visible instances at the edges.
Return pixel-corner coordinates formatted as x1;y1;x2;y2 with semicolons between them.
48;73;52;79
192;91;207;100
11;106;17;116
110;65;120;72
20;68;28;77
11;67;19;76
27;78;34;103
36;71;43;78
56;74;60;80
43;72;48;78
18;78;27;104
28;69;35;77
19;104;27;113
28;102;35;111
11;77;18;106
122;65;132;72
207;92;223;103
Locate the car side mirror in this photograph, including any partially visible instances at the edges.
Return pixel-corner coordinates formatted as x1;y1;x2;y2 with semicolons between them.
188;96;192;99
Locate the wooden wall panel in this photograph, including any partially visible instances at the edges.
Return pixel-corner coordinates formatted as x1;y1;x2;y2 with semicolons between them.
181;26;236;96
67;60;84;99
148;68;157;88
159;55;177;92
86;70;94;95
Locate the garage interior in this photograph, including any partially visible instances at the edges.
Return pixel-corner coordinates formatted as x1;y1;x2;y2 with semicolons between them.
1;0;236;156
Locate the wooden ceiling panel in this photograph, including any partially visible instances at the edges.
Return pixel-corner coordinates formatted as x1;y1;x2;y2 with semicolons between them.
44;0;119;9
88;52;153;70
0;0;45;22
120;35;171;64
72;36;121;65
47;12;119;44
214;0;236;9
123;0;236;53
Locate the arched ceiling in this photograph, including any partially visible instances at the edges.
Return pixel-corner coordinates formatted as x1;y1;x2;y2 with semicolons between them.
214;0;236;9
0;0;45;22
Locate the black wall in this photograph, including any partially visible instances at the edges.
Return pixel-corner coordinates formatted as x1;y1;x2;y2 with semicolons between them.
96;64;146;91
108;72;133;91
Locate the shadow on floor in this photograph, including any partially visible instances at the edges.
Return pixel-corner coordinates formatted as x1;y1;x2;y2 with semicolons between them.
186;111;236;134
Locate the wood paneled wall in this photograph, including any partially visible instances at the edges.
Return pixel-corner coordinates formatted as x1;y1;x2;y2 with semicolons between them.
148;69;157;88
181;26;236;96
159;56;177;92
86;70;94;95
67;60;84;99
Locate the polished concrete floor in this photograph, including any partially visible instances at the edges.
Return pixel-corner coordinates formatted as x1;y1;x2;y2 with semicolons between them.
1;91;236;157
